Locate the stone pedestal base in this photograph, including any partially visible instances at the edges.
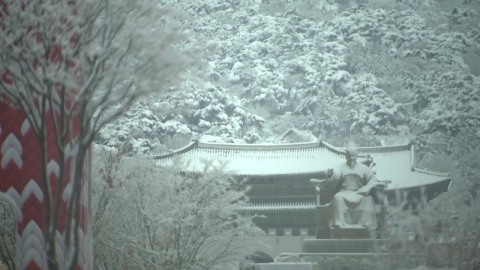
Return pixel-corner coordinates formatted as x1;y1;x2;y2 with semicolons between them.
330;225;375;239
303;239;386;253
275;253;426;270
273;239;425;270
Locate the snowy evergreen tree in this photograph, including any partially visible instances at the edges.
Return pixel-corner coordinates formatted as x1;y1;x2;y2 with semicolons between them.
91;145;265;270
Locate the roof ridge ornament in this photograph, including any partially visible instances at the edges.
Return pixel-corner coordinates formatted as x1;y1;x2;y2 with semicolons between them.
345;140;357;156
191;137;199;146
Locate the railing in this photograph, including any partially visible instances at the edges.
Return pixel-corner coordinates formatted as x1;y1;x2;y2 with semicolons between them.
309;179;327;206
248;187;316;197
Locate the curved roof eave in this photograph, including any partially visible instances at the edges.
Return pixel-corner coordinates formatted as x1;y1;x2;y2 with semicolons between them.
152;139;450;191
386;175;452;191
153;139;413;160
153;140;198;160
411;167;451;178
396;166;452;190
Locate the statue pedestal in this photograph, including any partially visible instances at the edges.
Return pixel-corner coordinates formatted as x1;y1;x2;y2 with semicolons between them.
317;226;377;239
302;239;385;253
330;225;375;239
274;239;424;270
275;252;425;270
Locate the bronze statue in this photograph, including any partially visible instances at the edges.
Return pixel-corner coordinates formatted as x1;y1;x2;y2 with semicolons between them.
311;144;391;230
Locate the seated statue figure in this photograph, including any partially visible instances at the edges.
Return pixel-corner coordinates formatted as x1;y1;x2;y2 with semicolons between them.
313;145;390;230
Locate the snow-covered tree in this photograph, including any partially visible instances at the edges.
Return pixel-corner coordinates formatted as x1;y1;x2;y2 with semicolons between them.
411;71;480;136
92;145;265;270
98;83;269;151
0;0;203;267
0;202;15;270
374;189;480;270
414;130;480;197
95;0;480;147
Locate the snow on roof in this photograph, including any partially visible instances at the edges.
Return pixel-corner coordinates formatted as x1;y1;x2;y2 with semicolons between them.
375;135;415;146
154;140;451;191
280;126;318;142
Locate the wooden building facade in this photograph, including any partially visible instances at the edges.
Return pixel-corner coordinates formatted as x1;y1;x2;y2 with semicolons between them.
154;140;451;237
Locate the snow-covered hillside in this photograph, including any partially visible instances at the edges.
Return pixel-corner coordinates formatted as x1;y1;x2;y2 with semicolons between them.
97;0;480;154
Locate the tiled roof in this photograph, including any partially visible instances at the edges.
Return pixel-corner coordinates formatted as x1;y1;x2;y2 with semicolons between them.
376;135;415;146
154;140;451;191
280;126;318;142
242;201;316;211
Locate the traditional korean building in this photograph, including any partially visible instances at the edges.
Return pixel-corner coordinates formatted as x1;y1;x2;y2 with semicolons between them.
280;125;319;143
154;139;451;259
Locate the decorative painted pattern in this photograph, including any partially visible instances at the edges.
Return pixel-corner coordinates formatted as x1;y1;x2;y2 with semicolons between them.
0;98;92;270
